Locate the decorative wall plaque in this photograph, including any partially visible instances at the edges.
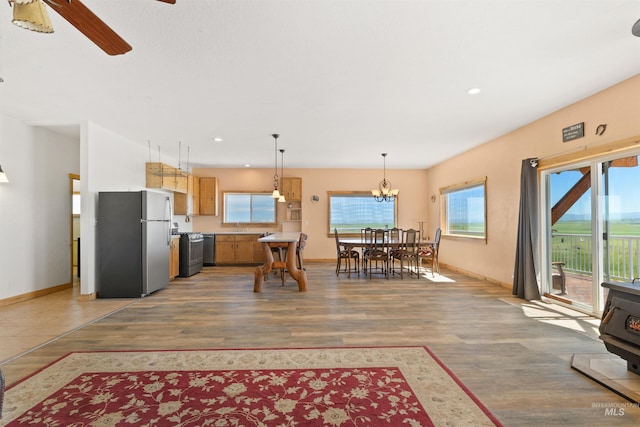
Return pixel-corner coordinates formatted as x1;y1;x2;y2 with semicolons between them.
562;122;585;142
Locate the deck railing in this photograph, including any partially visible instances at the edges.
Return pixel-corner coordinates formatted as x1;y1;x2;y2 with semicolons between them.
551;233;640;281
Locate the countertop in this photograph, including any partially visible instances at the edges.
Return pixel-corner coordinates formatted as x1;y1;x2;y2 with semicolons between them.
257;232;300;243
209;231;267;235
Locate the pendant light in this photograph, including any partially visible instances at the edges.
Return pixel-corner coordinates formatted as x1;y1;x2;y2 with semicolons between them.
371;153;399;202
278;149;286;203
271;134;280;198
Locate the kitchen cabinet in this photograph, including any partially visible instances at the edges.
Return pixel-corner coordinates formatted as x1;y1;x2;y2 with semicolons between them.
174;175;200;216
215;233;264;265
281;177;302;202
192;176;200;215
170;235;180;279
146;162;188;193
199;177;219;216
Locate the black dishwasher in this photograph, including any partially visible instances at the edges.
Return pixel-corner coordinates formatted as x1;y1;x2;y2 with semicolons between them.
202;233;215;266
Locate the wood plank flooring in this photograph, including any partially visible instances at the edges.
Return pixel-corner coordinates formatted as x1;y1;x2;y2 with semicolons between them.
1;262;639;426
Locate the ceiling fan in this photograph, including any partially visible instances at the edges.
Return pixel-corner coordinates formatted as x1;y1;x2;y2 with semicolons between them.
9;0;176;55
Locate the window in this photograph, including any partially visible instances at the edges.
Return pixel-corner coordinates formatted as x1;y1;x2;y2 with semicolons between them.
440;177;486;240
223;192;276;226
328;192;397;235
72;193;81;216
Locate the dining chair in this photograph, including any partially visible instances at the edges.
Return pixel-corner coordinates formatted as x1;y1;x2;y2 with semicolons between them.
392;228;420;279
364;228;389;279
296;232;308;270
334;229;359;276
420;228;441;276
360;227;373;271
387;227;403;260
266;233;286;281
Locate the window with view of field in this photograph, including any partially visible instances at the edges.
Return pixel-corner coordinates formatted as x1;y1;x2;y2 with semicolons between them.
550;155;640;282
441;178;486;239
329;192;396;234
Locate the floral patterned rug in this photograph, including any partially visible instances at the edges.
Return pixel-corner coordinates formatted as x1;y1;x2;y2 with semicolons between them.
2;347;502;426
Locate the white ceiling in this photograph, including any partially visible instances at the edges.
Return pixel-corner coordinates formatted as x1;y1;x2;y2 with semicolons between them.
1;0;639;169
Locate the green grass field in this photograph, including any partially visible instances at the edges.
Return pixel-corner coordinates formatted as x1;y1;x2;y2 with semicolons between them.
554;220;640;236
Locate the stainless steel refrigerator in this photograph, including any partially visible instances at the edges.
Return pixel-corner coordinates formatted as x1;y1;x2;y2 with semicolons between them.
98;190;172;298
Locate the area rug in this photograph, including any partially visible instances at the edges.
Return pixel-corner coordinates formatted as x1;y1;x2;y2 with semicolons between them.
2;346;502;426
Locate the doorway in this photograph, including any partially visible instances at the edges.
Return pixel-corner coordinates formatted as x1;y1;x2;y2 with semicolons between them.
70;174;80;287
542;152;640;314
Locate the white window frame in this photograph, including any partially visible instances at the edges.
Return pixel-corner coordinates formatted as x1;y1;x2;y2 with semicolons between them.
222;191;277;227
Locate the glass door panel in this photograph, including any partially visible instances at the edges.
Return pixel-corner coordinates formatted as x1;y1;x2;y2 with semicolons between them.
548;166;594;309
601;155;640;284
543;151;640;314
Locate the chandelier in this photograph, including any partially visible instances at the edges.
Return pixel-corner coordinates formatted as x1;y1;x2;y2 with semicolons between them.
271;134;283;199
371;153;399;202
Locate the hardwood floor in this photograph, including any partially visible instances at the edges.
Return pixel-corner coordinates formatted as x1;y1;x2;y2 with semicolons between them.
1;262;639;426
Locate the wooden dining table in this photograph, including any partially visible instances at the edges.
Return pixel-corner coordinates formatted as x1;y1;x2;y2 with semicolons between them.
254;232;307;292
339;237;436;278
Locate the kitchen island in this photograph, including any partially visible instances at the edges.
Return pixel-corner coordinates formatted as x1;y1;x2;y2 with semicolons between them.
254;232;307;292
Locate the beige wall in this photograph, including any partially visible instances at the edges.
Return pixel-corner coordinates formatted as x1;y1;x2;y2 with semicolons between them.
192;167;429;260
190;75;640;285
426;74;640;286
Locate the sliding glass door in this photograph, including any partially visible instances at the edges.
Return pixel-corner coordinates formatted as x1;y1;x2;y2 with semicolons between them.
600;156;640;297
542;152;640;314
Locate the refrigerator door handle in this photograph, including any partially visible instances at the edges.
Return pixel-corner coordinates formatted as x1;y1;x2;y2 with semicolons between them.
165;196;172;246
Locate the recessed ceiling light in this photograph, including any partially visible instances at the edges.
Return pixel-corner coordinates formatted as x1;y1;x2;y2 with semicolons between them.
244;164;251;168
466;87;481;95
213;137;223;142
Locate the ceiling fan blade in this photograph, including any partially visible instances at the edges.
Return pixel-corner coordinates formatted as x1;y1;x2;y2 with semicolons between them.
44;0;132;55
156;0;177;3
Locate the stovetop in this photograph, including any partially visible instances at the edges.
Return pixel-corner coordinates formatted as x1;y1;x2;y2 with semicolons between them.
177;231;204;240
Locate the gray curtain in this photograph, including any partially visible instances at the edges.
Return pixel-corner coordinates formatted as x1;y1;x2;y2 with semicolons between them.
513;158;541;300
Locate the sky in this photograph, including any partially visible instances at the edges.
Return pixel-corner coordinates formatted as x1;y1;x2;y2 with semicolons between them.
550;155;640;219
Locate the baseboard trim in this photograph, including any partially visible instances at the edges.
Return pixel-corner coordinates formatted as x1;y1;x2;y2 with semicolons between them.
77;292;97;301
438;262;512;289
0;282;73;308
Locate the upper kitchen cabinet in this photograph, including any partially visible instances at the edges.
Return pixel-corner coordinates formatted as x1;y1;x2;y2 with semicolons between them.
174;175;200;216
281;177;302;202
146;163;188;193
199;177;219;216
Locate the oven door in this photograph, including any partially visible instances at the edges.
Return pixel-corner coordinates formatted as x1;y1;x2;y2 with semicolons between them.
190;238;204;267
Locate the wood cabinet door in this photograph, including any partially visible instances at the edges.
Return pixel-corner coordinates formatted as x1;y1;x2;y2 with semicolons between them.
235;234;258;263
200;177;218;215
215;235;236;264
192;176;200;216
174;175;200;216
282;177;302;201
169;236;180;279
147;162;188;194
173;192;187;215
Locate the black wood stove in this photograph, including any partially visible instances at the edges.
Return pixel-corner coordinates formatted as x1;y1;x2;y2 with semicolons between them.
599;281;640;375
